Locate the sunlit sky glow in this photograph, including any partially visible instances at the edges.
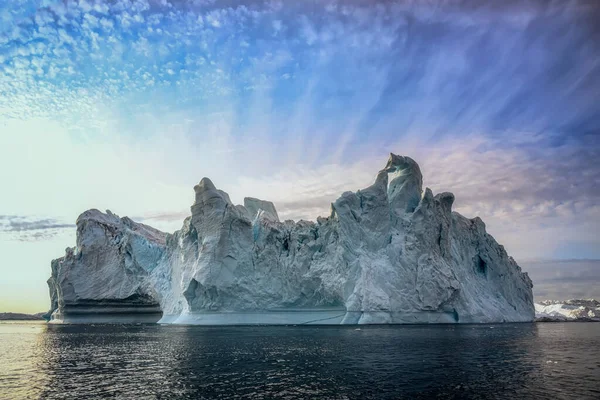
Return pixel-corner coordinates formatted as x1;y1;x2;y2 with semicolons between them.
1;0;599;312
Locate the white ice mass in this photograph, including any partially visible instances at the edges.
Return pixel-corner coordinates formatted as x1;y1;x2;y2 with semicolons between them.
535;299;600;322
47;154;535;324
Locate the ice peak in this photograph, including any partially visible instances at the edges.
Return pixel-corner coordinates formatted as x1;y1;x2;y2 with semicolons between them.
194;177;216;193
382;154;423;214
244;197;279;222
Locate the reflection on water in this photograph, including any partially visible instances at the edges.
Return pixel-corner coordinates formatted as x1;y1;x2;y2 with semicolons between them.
1;322;599;399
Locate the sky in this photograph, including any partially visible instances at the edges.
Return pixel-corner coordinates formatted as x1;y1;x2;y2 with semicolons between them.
0;0;599;313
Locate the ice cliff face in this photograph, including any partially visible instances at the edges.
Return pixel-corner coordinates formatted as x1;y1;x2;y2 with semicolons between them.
47;210;165;323
47;154;535;324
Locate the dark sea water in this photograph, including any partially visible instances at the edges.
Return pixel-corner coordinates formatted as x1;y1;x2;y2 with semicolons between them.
0;322;599;399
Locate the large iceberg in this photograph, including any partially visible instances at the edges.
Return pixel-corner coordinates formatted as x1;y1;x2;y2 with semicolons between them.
46;154;535;324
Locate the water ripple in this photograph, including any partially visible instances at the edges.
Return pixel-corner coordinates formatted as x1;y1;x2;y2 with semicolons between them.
0;322;599;399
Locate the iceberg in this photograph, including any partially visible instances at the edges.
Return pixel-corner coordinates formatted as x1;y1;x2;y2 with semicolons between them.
46;154;535;324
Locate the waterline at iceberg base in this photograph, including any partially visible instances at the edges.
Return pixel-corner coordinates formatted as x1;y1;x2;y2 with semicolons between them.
46;154;535;325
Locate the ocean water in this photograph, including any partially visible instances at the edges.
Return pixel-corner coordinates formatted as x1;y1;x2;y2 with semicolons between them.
0;322;598;399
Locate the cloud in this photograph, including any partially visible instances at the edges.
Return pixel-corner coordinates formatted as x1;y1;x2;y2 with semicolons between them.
225;129;599;259
522;259;600;301
0;217;74;231
0;215;75;241
1;116;597;259
134;211;190;224
1;0;593;130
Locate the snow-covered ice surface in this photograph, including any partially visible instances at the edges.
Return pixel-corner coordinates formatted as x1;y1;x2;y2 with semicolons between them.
46;154;535;324
535;299;600;322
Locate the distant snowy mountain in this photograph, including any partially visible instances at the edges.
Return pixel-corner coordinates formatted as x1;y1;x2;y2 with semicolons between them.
535;299;600;322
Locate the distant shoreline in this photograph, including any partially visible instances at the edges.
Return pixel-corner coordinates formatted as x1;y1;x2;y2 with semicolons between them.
0;312;46;321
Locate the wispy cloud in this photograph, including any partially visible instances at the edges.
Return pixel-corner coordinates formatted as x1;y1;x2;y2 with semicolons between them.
134;211;191;224
227;130;599;259
0;215;74;241
522;259;600;301
2;0;598;133
0;215;73;231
